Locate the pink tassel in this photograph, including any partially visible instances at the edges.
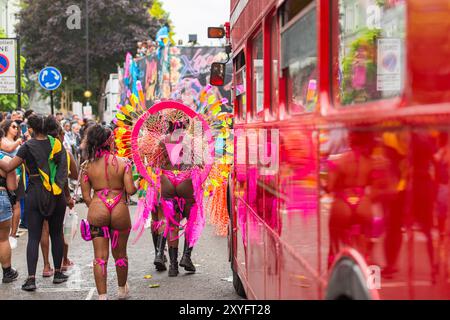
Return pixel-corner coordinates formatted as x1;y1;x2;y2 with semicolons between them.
145;187;156;215
131;199;146;245
132;224;146;245
161;199;181;238
132;199;145;232
142;207;150;222
151;220;164;232
184;169;205;248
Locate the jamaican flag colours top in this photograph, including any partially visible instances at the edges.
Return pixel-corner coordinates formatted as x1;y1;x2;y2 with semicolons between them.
17;137;68;217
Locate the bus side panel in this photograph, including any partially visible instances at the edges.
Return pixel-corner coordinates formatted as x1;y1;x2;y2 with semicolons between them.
246;208;266;299
278;125;321;299
246;129;267;299
258;125;282;299
320;126;450;300
234;127;249;293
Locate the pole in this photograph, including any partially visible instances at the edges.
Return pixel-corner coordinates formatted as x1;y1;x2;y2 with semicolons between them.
86;0;89;91
5;2;8;36
16;37;21;110
50;90;54;115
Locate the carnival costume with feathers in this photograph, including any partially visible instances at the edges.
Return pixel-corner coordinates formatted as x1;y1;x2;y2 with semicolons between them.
113;81;233;248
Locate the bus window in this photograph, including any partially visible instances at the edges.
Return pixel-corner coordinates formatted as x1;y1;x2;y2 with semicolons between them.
281;1;318;114
252;32;264;116
234;51;247;121
281;0;313;24
334;0;406;106
270;14;279;116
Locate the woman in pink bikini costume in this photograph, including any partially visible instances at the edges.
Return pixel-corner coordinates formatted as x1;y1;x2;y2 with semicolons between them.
80;125;137;300
155;118;201;277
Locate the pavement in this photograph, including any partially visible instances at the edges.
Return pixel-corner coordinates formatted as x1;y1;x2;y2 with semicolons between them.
0;202;242;300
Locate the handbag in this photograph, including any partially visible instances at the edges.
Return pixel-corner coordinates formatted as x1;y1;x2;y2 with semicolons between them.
80;219;92;241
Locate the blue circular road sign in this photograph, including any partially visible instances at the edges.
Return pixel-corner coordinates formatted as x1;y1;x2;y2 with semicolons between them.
39;66;62;91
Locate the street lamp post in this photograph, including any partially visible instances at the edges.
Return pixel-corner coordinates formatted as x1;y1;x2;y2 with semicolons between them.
85;0;89;94
5;0;8;36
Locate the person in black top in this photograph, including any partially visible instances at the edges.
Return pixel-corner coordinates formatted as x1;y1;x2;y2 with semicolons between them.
0;114;69;291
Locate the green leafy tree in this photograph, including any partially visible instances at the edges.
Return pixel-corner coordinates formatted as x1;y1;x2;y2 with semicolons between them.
149;0;169;20
147;0;175;45
17;0;169;116
0;29;29;111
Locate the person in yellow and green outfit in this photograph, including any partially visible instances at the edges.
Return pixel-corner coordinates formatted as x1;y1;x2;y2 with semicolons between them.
0;114;69;291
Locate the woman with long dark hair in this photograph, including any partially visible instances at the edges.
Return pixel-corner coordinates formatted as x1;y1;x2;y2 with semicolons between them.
0;127;19;284
80;124;137;300
0;120;24;250
0;114;69;291
155;119;198;277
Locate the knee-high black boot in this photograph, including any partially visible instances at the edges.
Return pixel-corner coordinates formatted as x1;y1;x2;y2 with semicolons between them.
168;247;179;277
151;230;158;256
154;235;167;271
179;239;196;272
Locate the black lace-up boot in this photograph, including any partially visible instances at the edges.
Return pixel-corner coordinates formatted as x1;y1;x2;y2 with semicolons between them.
179;239;196;272
151;230;158;261
154;235;167;271
168;247;179;277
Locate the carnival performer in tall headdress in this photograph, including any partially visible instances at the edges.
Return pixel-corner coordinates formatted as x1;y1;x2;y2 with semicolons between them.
154;115;200;277
79;125;137;300
114;81;233;278
0;114;69;292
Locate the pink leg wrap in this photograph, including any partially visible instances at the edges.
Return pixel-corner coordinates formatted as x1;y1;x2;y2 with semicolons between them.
94;258;107;276
115;257;128;268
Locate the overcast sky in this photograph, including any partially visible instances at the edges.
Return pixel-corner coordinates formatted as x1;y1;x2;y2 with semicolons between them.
160;0;230;46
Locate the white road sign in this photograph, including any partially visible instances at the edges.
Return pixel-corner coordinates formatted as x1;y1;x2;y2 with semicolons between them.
377;38;402;91
0;39;17;94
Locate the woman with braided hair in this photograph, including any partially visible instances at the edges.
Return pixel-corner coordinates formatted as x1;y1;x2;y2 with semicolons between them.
153;118;200;277
0;114;69;291
80;124;137;300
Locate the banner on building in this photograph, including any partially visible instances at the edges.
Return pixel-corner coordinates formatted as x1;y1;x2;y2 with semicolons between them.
119;46;232;109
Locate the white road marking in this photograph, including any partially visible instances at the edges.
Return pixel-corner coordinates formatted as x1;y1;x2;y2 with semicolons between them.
32;287;95;293
85;288;96;300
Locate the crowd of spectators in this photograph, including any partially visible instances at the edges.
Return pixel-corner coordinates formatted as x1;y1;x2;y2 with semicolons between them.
0;109;99;236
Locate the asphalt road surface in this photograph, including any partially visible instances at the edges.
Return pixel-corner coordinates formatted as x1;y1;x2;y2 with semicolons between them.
0;203;242;300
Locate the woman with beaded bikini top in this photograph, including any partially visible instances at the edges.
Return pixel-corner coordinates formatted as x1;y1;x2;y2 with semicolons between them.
80;124;137;300
152;119;199;277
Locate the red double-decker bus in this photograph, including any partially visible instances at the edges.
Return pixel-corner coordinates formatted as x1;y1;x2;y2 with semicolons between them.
225;0;450;299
